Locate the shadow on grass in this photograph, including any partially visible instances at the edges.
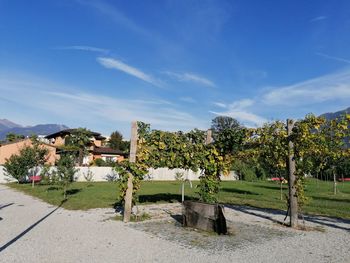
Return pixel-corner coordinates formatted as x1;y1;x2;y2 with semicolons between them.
66;188;82;196
312;196;350;203
46;187;82;197
252;184;287;191
0;199;67;252
220;188;259;195
138;193;197;203
47;186;60;191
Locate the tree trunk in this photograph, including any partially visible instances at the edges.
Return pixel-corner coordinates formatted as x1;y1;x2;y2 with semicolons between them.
78;148;83;166
31;166;37;188
123;121;137;223
123;173;134;222
287;119;298;228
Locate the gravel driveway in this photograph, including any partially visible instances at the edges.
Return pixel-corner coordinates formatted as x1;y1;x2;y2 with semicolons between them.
0;184;349;263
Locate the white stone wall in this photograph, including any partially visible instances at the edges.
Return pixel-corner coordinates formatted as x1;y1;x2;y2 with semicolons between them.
0;166;17;183
0;165;238;183
74;167;119;182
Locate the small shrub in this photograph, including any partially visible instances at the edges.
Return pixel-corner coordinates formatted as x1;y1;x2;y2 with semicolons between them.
40;164;55;184
83;168;94;182
94;158;106;167
241;166;257;181
231;160;258;181
105;173;118;182
93;158;116;167
54;154;79;199
255;166;267;180
174;171;184;181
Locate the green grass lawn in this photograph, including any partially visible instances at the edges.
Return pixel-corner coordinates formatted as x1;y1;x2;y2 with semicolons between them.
6;179;350;219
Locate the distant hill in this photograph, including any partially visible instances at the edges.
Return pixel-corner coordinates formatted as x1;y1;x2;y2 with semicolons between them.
0;123;69;140
0;119;22;132
320;107;350;120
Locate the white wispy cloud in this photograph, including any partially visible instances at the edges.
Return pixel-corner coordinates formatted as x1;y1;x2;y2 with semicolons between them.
210;98;267;127
97;57;161;87
76;0;149;36
262;69;350;106
310;16;327;22
210;68;350;126
164;71;215;88
54;45;109;53
0;73;205;136
180;97;196;103
213;102;227;108
316;52;350;64
229;99;254;109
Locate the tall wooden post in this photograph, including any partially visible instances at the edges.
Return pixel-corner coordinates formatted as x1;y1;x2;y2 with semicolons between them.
206;129;213;145
287;119;298;228
123;121;137;223
333;168;337;195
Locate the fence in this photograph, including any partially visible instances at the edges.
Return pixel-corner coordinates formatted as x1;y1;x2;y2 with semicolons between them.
0;165;238;184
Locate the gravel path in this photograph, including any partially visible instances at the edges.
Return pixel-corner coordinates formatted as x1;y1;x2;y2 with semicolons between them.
1;184;349;263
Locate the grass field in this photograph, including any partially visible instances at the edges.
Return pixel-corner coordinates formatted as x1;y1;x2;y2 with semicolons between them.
6;179;350;219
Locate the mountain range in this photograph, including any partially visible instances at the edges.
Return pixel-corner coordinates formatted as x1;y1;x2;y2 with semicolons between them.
320;107;350;120
0;119;68;140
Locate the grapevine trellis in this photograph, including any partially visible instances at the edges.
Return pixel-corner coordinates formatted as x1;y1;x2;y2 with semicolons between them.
116;113;349;227
116;122;229;222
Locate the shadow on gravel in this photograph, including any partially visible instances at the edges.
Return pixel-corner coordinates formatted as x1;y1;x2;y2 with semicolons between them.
170;214;183;224
225;205;350;232
303;215;350;232
0;203;14;210
138;193;196;203
0;199;67;253
225;205;286;225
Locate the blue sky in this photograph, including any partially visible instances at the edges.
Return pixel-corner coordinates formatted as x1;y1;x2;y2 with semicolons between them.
1;0;350;138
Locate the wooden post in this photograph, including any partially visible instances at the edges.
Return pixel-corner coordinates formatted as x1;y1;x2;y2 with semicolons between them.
333;168;337;195
206;129;213;145
123;121;137;223
287;119;298;228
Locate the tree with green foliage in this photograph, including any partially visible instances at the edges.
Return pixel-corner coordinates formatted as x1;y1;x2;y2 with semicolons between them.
54;154;78;199
4;137;49;186
299;114;350;194
65;128;93;166
336;153;350;181
243;114;347;227
5;132;25;142
138;126;227;203
108;130;129;152
211;116;246;155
